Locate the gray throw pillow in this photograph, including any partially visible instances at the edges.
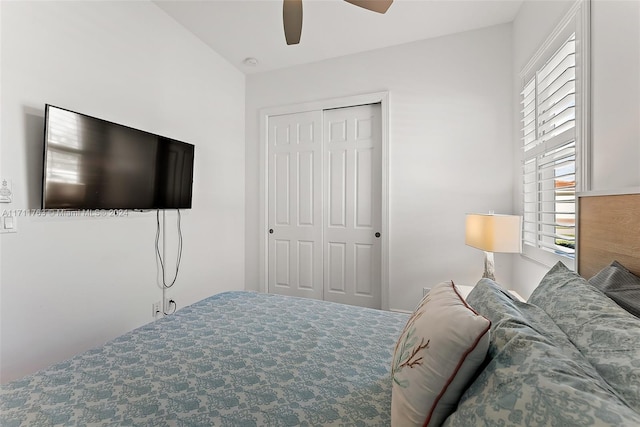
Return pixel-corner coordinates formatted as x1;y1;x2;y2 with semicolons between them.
589;261;640;318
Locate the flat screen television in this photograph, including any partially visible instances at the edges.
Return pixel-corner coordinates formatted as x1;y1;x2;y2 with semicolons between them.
42;104;194;210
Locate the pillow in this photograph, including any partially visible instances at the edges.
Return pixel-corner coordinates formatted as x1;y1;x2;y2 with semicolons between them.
588;260;640;318
445;278;640;427
391;281;490;427
529;262;640;414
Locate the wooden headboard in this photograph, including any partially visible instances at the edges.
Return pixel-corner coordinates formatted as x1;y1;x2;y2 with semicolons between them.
578;192;640;279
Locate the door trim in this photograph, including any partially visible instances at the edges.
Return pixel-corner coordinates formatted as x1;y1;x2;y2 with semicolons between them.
259;91;390;310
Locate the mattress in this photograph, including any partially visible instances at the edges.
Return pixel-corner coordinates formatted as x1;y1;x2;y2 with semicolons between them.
0;291;408;426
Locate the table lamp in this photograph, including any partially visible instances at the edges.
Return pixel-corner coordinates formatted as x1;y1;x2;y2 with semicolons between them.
465;213;522;281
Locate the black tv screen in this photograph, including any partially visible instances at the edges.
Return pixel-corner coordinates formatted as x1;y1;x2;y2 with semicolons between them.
42;105;194;210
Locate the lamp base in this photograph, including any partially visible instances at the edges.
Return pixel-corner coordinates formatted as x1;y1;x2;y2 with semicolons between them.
482;251;496;281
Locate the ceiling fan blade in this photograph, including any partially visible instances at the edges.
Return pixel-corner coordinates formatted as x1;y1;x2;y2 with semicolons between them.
344;0;393;14
283;0;303;45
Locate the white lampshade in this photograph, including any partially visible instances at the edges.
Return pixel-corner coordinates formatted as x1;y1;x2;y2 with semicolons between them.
465;214;522;254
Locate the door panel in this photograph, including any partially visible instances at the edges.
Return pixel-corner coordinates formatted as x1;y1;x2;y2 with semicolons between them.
274;240;290;287
297;240;315;289
324;104;382;308
268;111;323;300
274;153;290;225
328;149;347;227
298;152;315;226
355;243;374;295
355;148;373;227
327;242;346;293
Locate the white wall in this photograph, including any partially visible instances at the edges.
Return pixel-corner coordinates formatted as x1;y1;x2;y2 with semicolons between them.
0;1;245;383
511;0;640;297
591;0;640;191
245;24;514;312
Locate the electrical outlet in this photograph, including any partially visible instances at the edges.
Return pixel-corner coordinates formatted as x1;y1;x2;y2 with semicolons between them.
164;297;172;312
152;301;161;317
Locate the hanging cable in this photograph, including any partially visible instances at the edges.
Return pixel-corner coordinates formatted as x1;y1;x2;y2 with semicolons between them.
155;209;182;316
155;209;183;289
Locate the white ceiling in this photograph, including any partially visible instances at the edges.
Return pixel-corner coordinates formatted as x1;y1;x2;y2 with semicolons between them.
154;0;523;74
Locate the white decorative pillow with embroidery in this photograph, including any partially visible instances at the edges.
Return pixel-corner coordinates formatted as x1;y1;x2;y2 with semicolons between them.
391;280;491;426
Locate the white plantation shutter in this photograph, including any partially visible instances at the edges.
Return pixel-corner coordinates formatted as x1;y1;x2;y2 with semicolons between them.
521;32;580;257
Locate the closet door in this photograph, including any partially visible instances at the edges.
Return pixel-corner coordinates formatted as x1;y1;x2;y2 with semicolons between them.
267;111;324;300
323;104;382;309
267;104;382;309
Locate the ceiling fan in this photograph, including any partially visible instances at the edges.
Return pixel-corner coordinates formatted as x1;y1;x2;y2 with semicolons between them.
283;0;394;45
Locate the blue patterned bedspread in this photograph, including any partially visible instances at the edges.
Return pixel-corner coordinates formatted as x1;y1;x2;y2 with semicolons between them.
0;291;408;426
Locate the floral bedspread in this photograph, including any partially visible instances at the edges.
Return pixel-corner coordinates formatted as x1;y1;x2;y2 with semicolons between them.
0;291;408;426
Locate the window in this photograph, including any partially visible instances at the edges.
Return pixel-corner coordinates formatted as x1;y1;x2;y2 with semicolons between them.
520;1;590;263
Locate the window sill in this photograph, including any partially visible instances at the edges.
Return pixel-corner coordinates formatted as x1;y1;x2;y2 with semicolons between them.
521;244;575;271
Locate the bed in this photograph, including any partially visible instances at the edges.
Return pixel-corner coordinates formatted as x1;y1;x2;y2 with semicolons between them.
0;292;407;426
2;192;639;426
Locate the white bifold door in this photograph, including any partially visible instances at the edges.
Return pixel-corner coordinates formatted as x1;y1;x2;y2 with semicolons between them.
267;104;382;309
